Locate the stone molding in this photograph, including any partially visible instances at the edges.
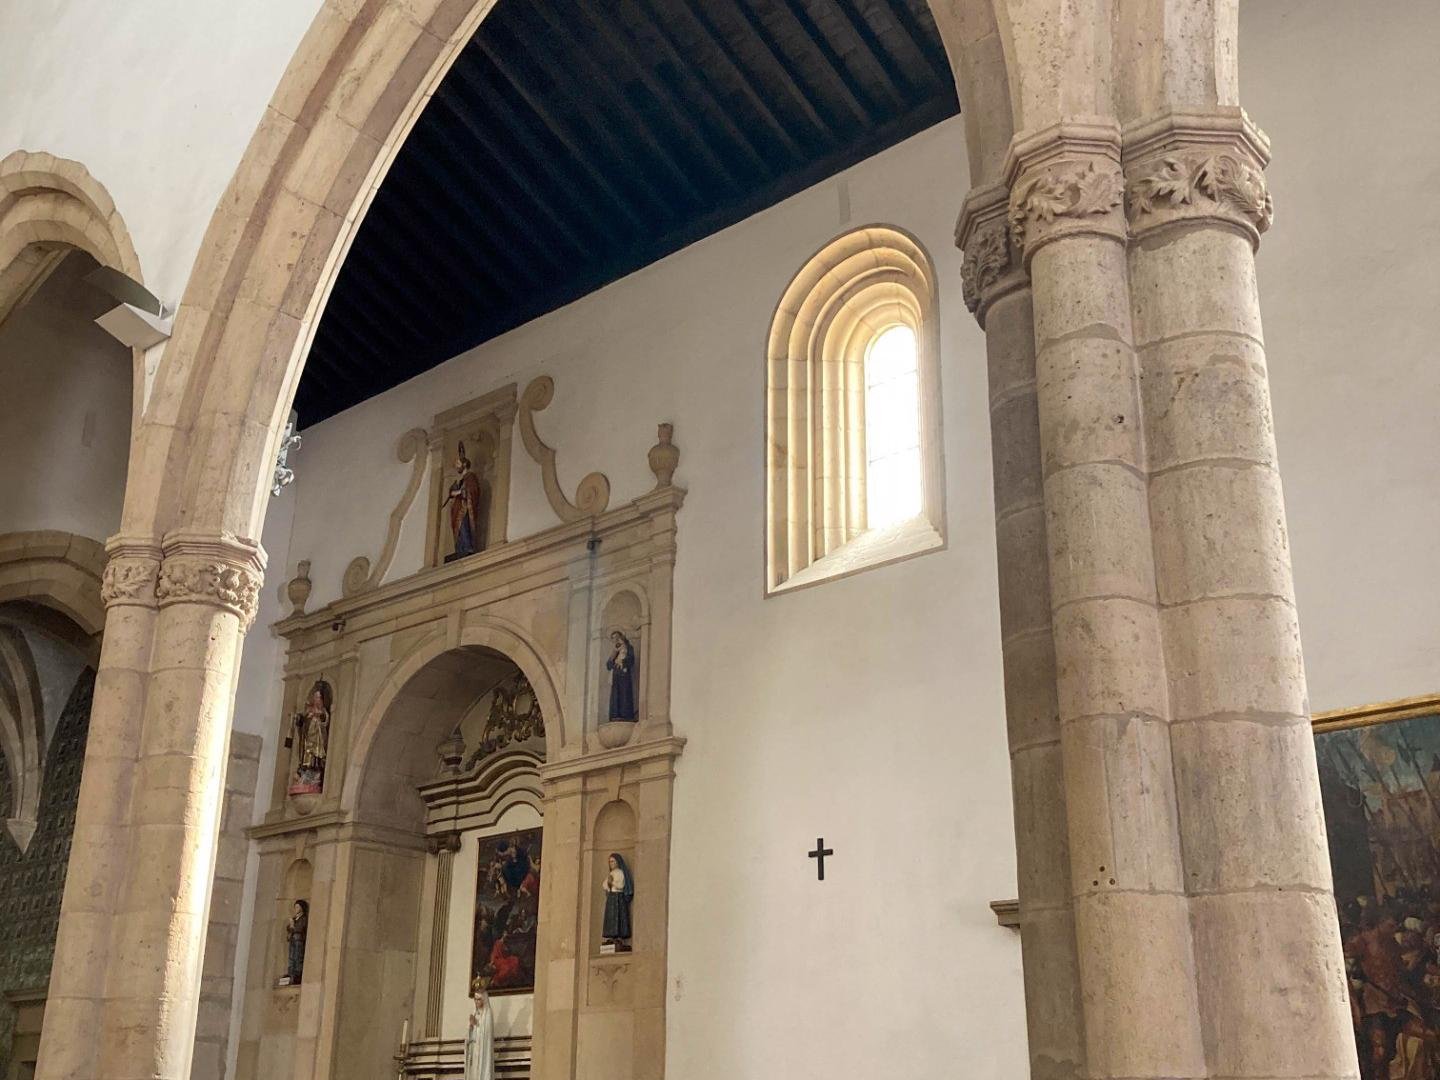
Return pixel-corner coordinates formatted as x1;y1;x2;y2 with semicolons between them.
155;530;267;630
100;536;163;611
1123;109;1274;247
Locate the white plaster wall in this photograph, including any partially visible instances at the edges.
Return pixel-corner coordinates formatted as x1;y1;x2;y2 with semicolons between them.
0;0;323;303
0;258;131;543
1243;0;1440;713
275;115;1028;1079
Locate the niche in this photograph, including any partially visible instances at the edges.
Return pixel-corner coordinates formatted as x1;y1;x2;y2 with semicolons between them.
590;800;637;957
597;589;645;727
276;858;313;988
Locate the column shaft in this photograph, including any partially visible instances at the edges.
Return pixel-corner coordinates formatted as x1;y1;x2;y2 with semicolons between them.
1013;139;1208;1080
964;190;1086;1080
1127;112;1358;1079
34;543;160;1080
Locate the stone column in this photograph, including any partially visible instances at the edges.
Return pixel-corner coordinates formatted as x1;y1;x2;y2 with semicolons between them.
96;531;264;1080
957;184;1084;1080
1124;109;1356;1077
1006;125;1208;1080
34;537;161;1080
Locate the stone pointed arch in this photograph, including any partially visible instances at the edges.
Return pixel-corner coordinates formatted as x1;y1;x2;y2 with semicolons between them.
0;531;108;639
0;151;148;433
0;623;44;852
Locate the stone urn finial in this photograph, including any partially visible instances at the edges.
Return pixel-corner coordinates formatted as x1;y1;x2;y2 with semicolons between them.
648;423;679;488
287;560;312;615
436;729;466;776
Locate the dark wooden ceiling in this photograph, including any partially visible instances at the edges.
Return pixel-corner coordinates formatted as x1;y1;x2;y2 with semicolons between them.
297;0;959;425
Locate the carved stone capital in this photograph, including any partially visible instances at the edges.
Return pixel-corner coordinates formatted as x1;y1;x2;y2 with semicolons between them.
1002;122;1126;264
956;182;1024;326
100;536;163;610
1123;108;1273;247
156;530;267;630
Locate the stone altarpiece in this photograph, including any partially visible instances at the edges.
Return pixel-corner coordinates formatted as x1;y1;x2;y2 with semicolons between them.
237;411;684;1080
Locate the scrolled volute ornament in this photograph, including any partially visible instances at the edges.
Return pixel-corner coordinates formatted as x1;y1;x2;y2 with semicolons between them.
1008;160;1125;257
1127;151;1273;240
157;557;264;629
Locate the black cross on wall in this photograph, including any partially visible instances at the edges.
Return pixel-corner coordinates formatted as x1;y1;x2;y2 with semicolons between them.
808;837;833;881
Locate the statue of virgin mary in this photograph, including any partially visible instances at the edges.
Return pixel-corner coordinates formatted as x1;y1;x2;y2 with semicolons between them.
464;978;495;1080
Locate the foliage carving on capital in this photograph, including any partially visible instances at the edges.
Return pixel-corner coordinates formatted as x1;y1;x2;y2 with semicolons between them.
1127;152;1273;235
1008;161;1125;250
101;557;160;608
960;222;1012;314
156;556;263;628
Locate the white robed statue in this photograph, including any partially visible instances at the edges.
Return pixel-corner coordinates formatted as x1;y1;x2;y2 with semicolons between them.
464;978;495;1080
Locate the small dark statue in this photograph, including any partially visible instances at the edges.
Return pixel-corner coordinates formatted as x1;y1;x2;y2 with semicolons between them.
601;853;633;951
606;631;638;722
284;899;309;985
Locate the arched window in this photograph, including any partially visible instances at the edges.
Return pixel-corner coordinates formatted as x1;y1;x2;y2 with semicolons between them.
765;226;945;593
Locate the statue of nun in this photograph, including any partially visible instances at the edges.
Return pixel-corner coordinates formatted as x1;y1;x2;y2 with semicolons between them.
602;853;634;950
606;631;638;721
464;977;495;1080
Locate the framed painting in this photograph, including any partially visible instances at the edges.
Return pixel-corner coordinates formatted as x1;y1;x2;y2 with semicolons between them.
471;826;542;995
1314;693;1440;1077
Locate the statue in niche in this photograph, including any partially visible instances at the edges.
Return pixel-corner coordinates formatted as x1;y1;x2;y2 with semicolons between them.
601;853;633;953
465;977;495;1080
606;631;638;722
442;441;487;561
287;680;332;795
283;899;308;985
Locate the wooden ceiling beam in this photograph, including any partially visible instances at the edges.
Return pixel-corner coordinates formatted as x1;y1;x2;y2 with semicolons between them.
560;0;748;195
468;36;656;231
828;0;911;106
524;0;710;208
331;243;445;343
619;0;775;177
875;0;951;88
406;127;558;286
763;0;877;127
658;0;808;163
721;0;839;144
431;92;596;264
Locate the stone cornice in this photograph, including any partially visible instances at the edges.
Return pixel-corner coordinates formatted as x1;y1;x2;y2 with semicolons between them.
1002;120;1126;266
274;486;686;640
539;735;685;783
1123;108;1273;247
157;529;267;630
101;534;164;610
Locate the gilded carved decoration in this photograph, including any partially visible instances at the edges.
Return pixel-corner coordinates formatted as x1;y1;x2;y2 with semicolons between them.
468;672;546;765
343;427;429;595
1007;160;1125;252
517;376;610;523
1126;151;1273;236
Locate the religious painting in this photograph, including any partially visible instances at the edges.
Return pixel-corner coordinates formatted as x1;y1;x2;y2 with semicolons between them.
1315;695;1440;1078
471;826;542;995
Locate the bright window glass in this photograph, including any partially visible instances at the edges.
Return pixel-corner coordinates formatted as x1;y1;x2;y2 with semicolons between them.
864;324;921;528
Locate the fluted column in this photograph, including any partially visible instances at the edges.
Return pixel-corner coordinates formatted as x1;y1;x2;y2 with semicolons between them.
35;537;162;1080
1124;108;1357;1078
958;183;1084;1080
1006;124;1208;1080
95;530;265;1080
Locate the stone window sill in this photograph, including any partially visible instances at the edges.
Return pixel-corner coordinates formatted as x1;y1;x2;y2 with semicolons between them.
768;515;944;595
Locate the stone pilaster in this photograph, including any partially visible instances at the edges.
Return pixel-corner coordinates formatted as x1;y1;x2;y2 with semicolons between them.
35;536;162;1080
1124;107;1357;1079
957;183;1083;1080
96;530;265;1080
1006;123;1208;1080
